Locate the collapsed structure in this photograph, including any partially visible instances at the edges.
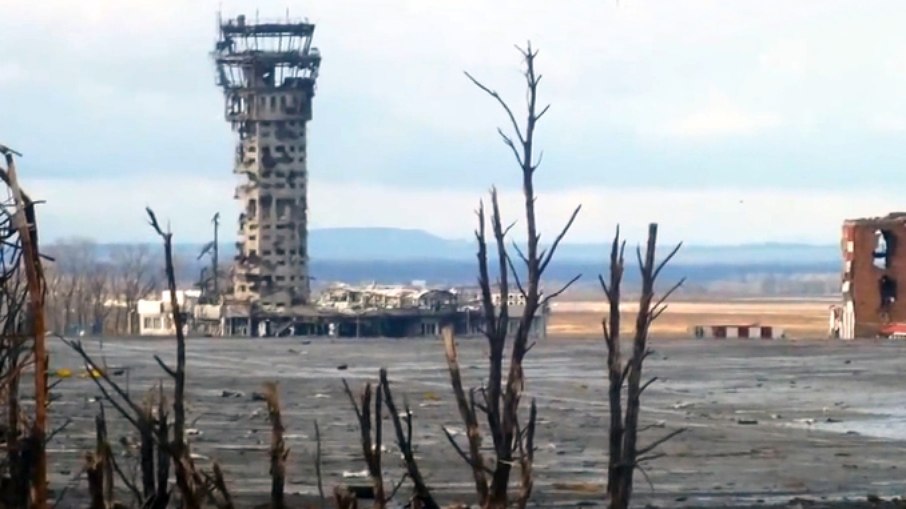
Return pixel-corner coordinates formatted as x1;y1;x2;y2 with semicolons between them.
834;213;906;339
182;13;551;338
138;283;548;338
214;14;320;309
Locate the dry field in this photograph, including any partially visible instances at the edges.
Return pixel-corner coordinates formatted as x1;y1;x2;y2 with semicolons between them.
549;298;835;339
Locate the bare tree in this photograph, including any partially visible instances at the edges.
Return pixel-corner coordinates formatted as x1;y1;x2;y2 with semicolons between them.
85;262;111;335
146;207;205;509
379;369;439;509
0;147;50;509
600;224;686;509
44;238;100;335
110;244;159;335
263;382;288;509
65;209;216;509
342;378;386;508
442;43;581;509
45;241;157;336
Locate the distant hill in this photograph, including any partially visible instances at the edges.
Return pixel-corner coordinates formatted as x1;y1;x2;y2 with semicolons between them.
60;228;841;290
306;227;839;266
91;227;839;267
308;227;470;261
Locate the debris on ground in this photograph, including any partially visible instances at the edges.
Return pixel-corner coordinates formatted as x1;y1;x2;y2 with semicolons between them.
342;469;368;479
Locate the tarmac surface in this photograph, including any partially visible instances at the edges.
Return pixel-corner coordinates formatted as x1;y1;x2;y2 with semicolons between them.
41;336;906;507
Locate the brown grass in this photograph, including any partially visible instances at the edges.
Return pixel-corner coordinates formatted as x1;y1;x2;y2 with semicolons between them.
549;299;833;338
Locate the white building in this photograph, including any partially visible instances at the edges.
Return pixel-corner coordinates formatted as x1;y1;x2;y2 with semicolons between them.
137;290;201;336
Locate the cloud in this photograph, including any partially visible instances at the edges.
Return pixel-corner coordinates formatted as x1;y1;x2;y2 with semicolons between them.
0;62;27;88
758;39;809;75
7;0;906;242
658;95;782;139
869;114;906;133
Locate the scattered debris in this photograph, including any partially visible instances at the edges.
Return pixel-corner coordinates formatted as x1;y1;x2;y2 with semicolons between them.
551;482;603;493
342;469;368;479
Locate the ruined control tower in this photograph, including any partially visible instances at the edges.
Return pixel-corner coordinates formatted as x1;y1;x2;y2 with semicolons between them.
213;14;321;309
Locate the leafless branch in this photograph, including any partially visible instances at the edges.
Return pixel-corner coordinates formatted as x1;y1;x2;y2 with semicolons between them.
638;377;658;396
464;71;526;147
636;428;686;457
541;273;582;306
380;368;439;509
263;382;287;509
505;251;527;298
314;420;325;508
652;242;683;283
153;356;177;378
539;204;582;275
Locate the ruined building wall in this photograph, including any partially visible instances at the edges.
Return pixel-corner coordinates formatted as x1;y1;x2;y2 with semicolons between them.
234;90;311;307
215;16;321;309
843;217;906;337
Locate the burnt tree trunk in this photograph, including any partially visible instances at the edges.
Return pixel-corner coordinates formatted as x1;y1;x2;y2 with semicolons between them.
456;43;580;509
601;223;685;509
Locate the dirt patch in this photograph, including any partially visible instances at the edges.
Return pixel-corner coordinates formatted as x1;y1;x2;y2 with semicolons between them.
550;299;832;338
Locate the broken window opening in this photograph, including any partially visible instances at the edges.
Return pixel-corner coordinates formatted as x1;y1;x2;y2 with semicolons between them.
874;229;896;269
880;275;897;309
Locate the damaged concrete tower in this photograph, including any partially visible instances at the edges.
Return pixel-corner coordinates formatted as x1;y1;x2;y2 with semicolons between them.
213;14;321;309
839;213;906;338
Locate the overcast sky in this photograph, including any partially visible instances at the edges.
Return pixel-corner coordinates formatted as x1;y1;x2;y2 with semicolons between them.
2;0;905;245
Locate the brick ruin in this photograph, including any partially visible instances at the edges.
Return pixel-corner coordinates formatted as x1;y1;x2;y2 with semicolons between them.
840;213;906;338
213;14;321;310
